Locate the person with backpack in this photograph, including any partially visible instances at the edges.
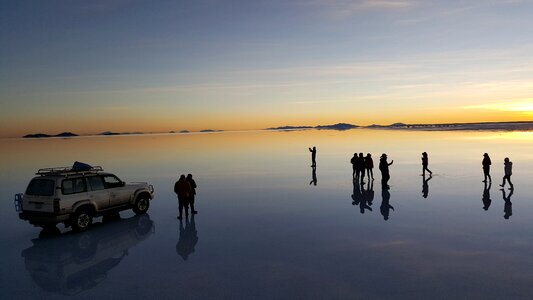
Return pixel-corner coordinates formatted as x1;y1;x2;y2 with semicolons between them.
500;157;514;189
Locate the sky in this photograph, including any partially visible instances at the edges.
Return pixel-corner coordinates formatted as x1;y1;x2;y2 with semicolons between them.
1;0;533;137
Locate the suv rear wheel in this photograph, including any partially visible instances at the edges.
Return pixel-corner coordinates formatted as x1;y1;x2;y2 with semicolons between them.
72;208;93;231
133;195;150;214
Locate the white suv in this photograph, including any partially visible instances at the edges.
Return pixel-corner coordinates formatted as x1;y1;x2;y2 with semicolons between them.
15;166;155;231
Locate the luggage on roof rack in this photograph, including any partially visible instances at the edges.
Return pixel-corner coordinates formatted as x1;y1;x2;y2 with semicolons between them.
36;166;104;176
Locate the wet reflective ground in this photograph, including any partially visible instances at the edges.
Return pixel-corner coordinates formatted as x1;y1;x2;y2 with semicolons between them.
1;130;533;299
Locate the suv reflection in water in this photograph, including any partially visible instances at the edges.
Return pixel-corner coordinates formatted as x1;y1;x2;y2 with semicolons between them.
20;214;154;295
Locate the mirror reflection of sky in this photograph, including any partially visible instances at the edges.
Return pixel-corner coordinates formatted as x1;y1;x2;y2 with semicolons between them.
1;129;533;299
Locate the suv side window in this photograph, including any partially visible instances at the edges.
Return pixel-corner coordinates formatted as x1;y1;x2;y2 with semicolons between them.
87;176;105;191
62;178;87;195
103;175;123;189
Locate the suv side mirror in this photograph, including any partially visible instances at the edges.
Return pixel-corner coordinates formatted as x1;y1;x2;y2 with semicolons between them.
121;181;126;187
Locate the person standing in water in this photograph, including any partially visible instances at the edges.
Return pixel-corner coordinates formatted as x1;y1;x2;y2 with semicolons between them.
421;152;432;176
365;153;374;180
174;174;192;219
186;174;198;214
482;153;492;183
309;147;317;167
379;153;393;187
351;153;358;180
358;153;365;184
500;157;514;189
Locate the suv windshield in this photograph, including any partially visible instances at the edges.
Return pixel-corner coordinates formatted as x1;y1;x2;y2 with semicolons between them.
26;179;55;196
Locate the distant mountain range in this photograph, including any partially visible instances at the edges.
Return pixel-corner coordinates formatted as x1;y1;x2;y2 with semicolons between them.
22;129;225;138
268;121;533;131
23;132;78;138
21;121;533;138
268;123;359;131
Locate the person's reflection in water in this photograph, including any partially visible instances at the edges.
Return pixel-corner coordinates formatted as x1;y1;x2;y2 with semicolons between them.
176;215;199;260
351;180;362;207
482;181;492;211
310;166;317;186
358;182;372;214
380;183;394;221
422;174;432;199
501;187;514;220
364;180;375;207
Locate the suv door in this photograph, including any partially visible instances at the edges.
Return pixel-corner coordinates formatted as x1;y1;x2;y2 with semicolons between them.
102;175;131;206
87;176;110;210
61;177;89;210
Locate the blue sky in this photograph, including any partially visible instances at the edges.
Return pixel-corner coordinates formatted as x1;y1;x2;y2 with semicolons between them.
1;0;533;136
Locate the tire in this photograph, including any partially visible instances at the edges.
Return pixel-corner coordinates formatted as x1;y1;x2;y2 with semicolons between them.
72;208;93;231
133;195;150;214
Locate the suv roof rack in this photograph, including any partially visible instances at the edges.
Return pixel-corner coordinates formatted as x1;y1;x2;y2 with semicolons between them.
36;166;104;177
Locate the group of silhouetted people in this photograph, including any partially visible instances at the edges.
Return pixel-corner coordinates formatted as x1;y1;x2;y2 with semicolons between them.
309;147;514;191
307;147;518;221
480;153;514;220
480;153;514;189
351;152;374;182
174;174;198;219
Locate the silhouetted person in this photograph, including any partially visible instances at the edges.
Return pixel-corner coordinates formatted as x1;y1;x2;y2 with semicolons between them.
421;152;432;176
186;174;198;214
309;147;317;167
422;174;432;199
502;188;514;220
379;153;393;187
380;183;394;221
482;181;492;211
176;215;198;260
174;174;192;219
365;153;374;180
310;166;317;186
482;153;492;183
499;157;514;189
351;153;358;180
358;153;366;184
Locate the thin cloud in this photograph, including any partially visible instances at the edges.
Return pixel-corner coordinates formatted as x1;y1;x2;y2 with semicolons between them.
462;100;533;113
295;0;417;18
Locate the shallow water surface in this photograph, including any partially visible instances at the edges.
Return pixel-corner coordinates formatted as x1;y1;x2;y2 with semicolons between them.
1;129;533;299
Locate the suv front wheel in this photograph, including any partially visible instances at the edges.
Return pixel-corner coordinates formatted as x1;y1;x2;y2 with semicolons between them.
72;208;93;231
133;195;150;214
